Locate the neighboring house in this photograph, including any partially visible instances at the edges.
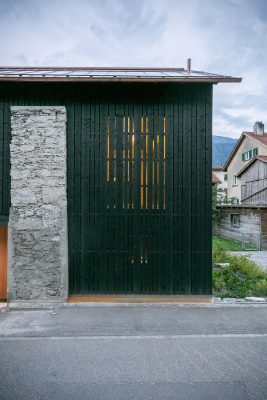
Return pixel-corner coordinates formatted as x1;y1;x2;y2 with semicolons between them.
212;166;227;202
212;166;227;191
212;171;222;186
212;171;221;203
215;154;267;249
0;66;241;302
215;205;267;250
236;155;267;205
224;122;267;203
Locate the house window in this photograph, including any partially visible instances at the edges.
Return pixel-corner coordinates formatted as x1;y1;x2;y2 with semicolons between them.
232;175;238;186
224;174;227;181
242;148;258;161
231;213;240;227
231;197;239;205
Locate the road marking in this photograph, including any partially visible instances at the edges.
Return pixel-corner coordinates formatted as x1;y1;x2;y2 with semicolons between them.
0;333;266;341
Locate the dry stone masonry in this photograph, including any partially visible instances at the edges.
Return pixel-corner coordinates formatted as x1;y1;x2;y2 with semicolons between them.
9;107;68;301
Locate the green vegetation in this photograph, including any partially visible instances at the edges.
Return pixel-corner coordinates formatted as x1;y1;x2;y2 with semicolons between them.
213;236;258;251
212;246;267;298
213;236;242;251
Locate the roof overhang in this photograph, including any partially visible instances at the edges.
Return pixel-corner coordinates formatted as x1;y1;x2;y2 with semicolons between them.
0;67;242;84
217;204;267;210
236;155;267;178
224;132;267;171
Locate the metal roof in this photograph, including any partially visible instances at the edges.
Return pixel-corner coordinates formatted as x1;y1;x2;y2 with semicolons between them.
0;67;241;83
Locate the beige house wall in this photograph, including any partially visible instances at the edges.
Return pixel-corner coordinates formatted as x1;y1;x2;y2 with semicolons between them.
227;136;267;202
214;170;228;191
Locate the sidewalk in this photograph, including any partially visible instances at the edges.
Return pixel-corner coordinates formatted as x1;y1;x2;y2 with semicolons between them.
0;304;266;399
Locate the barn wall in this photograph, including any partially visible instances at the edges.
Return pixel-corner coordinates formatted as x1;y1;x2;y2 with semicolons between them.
241;160;267;205
215;207;261;245
0;82;212;296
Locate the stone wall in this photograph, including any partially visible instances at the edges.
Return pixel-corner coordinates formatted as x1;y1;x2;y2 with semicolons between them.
8;106;68;301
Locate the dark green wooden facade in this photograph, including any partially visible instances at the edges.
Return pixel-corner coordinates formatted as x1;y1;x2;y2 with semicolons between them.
0;82;212;294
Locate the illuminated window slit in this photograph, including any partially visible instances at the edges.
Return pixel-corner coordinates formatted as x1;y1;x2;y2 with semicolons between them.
106;114;166;211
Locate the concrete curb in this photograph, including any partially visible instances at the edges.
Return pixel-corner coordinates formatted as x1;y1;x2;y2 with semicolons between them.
5;300;267;310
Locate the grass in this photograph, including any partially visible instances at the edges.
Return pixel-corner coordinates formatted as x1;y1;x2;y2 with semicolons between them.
213;236;258;251
212;246;267;298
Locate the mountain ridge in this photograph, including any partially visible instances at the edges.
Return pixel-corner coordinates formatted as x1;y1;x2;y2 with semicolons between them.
212;135;237;167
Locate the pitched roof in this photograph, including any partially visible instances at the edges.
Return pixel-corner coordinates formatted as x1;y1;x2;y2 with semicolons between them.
0;67;242;83
212;166;224;171
212;171;222;184
224;132;267;170
246;132;267;145
236;155;267;177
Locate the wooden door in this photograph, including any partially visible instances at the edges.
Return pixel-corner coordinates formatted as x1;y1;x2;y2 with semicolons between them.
0;226;7;300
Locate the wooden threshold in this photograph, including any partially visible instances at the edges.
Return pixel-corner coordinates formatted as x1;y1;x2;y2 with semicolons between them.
68;295;212;304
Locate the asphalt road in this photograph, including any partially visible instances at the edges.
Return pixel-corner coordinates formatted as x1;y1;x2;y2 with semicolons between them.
0;304;267;400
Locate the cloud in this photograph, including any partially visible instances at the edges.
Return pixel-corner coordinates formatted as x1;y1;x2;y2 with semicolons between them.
0;0;266;138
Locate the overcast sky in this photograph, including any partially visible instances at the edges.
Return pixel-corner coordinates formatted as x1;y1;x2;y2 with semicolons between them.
0;0;266;138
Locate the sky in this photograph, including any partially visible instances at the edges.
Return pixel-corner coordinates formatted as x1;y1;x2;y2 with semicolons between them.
0;0;266;138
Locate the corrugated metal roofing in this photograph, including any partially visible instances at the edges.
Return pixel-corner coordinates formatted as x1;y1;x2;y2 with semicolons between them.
0;67;242;83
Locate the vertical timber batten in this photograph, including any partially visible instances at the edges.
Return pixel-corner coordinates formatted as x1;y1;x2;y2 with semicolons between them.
0;82;212;297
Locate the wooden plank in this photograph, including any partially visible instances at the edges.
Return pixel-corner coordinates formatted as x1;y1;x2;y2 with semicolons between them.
165;99;174;293
151;101;160;293
123;100;132;293
193;85;206;294
114;100;124;293
190;87;199;294
94;96;101;292
172;89;182;293
158;100;166;292
0;226;7;300
66;85;75;294
87;89;95;293
182;87;192;294
73;95;82;293
141;104;147;292
99;97;108;293
80;94;90;293
146;100;155;292
133;99;141;293
107;102;116;293
68;294;212;303
205;85;213;294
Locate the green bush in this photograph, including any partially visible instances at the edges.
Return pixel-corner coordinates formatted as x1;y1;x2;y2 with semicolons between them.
212;248;267;298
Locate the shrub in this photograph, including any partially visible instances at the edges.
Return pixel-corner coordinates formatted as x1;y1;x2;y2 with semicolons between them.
212;249;267;298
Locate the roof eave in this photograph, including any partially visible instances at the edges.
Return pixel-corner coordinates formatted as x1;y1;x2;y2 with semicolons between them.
223;133;245;171
236;155;267;178
217;204;267;209
0;76;242;83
